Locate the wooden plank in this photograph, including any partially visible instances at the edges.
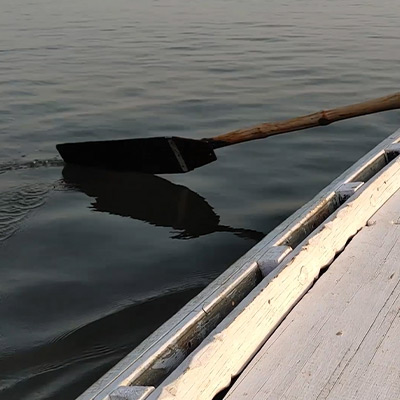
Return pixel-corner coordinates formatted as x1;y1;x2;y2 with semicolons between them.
225;188;400;400
146;152;400;400
77;128;400;400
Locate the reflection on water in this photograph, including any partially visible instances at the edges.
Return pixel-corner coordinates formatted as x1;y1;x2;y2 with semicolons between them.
1;164;261;400
62;165;265;241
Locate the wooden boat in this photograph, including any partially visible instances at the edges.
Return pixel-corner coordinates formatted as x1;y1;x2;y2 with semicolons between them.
78;128;400;400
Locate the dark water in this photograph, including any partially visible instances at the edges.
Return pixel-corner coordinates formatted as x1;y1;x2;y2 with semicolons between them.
1;0;399;398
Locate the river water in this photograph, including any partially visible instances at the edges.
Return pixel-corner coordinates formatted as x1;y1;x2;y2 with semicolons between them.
0;0;399;398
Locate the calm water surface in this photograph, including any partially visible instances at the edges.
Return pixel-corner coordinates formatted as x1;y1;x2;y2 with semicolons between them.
1;0;399;398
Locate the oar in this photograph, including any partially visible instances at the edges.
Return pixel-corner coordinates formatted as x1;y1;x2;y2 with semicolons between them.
56;92;400;174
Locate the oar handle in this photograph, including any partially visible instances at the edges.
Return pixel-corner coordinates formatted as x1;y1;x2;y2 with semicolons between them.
208;92;400;148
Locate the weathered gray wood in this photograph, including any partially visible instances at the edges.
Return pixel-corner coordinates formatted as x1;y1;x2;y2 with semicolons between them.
225;188;400;400
146;142;400;400
77;129;400;400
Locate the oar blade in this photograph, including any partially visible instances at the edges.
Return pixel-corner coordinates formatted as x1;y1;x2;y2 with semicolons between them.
56;137;217;174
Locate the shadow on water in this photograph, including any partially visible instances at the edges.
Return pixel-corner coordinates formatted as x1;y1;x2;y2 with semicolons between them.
61;165;265;241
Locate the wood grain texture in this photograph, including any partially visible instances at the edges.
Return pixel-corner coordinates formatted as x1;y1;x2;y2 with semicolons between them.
146;150;400;400
225;188;400;400
77;129;400;400
211;92;400;146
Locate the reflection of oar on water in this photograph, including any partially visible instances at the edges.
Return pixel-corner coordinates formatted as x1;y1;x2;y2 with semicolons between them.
62;165;264;241
57;93;400;174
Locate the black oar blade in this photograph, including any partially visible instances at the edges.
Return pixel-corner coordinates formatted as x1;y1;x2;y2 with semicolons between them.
56;137;217;174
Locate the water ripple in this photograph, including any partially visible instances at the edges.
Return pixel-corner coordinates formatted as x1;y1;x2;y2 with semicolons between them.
0;183;50;243
0;159;64;175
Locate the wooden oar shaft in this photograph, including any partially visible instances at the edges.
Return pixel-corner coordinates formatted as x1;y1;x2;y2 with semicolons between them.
209;92;400;148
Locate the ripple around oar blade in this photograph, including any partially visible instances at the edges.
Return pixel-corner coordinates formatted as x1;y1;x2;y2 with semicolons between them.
0;159;64;175
0;183;50;243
